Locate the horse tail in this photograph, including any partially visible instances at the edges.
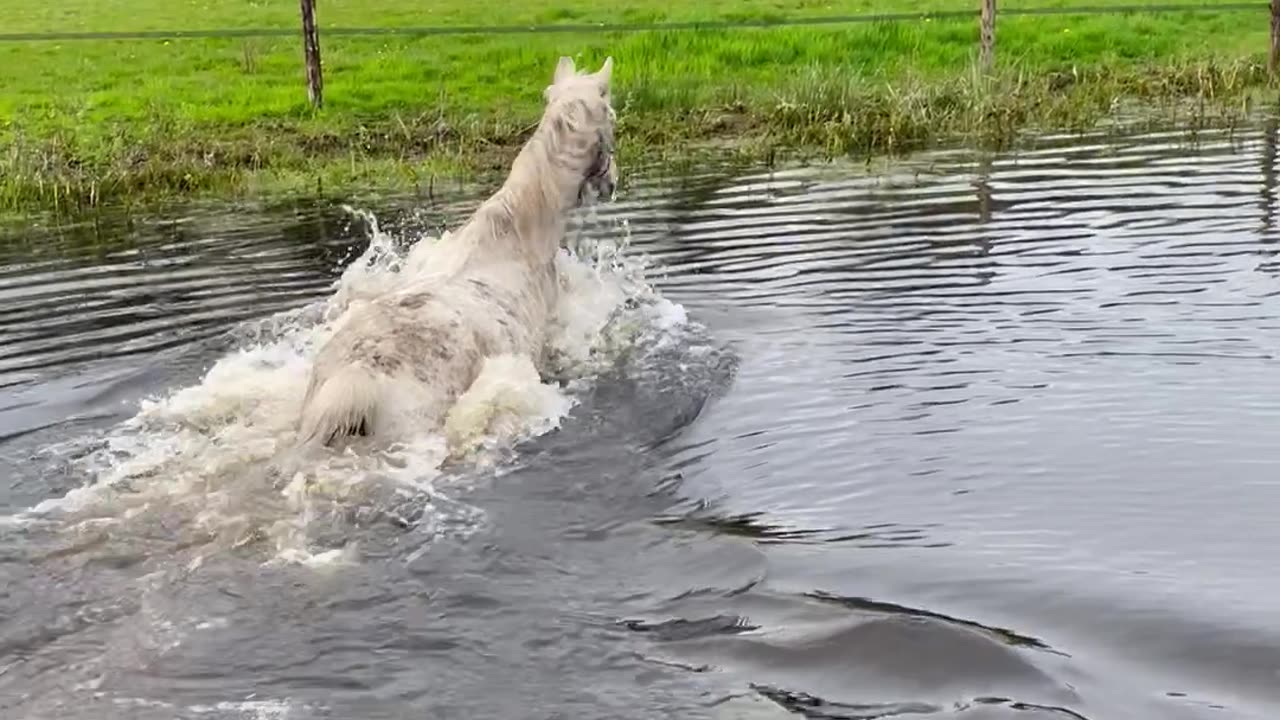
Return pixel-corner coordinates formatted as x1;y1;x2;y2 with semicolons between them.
297;364;381;447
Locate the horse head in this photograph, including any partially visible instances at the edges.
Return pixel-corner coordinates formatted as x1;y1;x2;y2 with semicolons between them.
541;56;618;207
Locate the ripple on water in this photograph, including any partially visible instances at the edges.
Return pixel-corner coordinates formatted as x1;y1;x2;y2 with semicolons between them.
4;125;1280;719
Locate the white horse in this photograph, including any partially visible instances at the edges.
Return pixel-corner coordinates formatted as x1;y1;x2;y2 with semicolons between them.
297;55;618;450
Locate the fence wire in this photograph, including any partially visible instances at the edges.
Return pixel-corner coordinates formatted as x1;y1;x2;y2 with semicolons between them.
0;2;1265;43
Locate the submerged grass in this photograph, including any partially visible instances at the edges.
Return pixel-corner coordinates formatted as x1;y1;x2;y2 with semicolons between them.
1;0;1276;210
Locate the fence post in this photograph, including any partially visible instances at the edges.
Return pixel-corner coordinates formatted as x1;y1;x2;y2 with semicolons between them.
1271;0;1280;83
300;0;323;108
980;0;996;72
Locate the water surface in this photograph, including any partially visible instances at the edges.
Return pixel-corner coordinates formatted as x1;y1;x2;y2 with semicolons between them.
3;125;1280;719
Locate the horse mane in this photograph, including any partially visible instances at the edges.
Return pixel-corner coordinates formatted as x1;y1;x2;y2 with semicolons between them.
448;57;615;266
499;71;613;214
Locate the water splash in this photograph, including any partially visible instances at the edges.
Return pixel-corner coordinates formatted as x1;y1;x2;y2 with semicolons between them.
17;204;690;565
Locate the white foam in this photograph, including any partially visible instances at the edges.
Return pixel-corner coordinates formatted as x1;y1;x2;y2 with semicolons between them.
24;205;688;565
187;699;299;719
444;353;577;460
107;696;306;719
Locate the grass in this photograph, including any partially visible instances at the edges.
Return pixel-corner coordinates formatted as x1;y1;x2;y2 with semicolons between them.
1;0;1275;211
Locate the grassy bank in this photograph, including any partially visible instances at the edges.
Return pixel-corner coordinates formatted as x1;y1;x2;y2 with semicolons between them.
1;0;1274;210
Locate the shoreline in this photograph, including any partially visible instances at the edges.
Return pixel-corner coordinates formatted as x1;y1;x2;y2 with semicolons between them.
5;61;1272;214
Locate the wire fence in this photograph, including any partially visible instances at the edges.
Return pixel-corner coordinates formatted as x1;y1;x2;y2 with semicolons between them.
5;2;1278;109
0;3;1266;42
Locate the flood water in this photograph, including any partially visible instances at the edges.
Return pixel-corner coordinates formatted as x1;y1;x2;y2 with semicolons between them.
4;124;1280;719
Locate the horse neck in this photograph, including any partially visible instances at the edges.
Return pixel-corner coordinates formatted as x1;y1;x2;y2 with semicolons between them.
520;117;590;200
483;130;580;262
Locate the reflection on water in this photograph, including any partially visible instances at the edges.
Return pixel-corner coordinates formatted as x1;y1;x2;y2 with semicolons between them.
3;124;1280;719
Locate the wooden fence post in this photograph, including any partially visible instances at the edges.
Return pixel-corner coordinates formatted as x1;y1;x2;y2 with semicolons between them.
300;0;323;108
1270;0;1280;83
980;0;996;72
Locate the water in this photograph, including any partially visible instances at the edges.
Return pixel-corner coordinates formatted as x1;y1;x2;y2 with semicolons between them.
3;124;1280;719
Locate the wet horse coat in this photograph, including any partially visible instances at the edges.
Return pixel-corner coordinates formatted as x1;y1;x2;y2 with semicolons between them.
296;56;618;448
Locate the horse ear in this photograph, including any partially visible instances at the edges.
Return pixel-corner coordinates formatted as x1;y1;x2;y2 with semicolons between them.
595;56;614;92
553;56;576;84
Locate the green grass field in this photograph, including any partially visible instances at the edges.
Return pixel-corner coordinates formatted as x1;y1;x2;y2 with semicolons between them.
1;0;1273;209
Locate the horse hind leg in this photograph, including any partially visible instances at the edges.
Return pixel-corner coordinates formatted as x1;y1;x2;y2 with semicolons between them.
442;354;558;457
